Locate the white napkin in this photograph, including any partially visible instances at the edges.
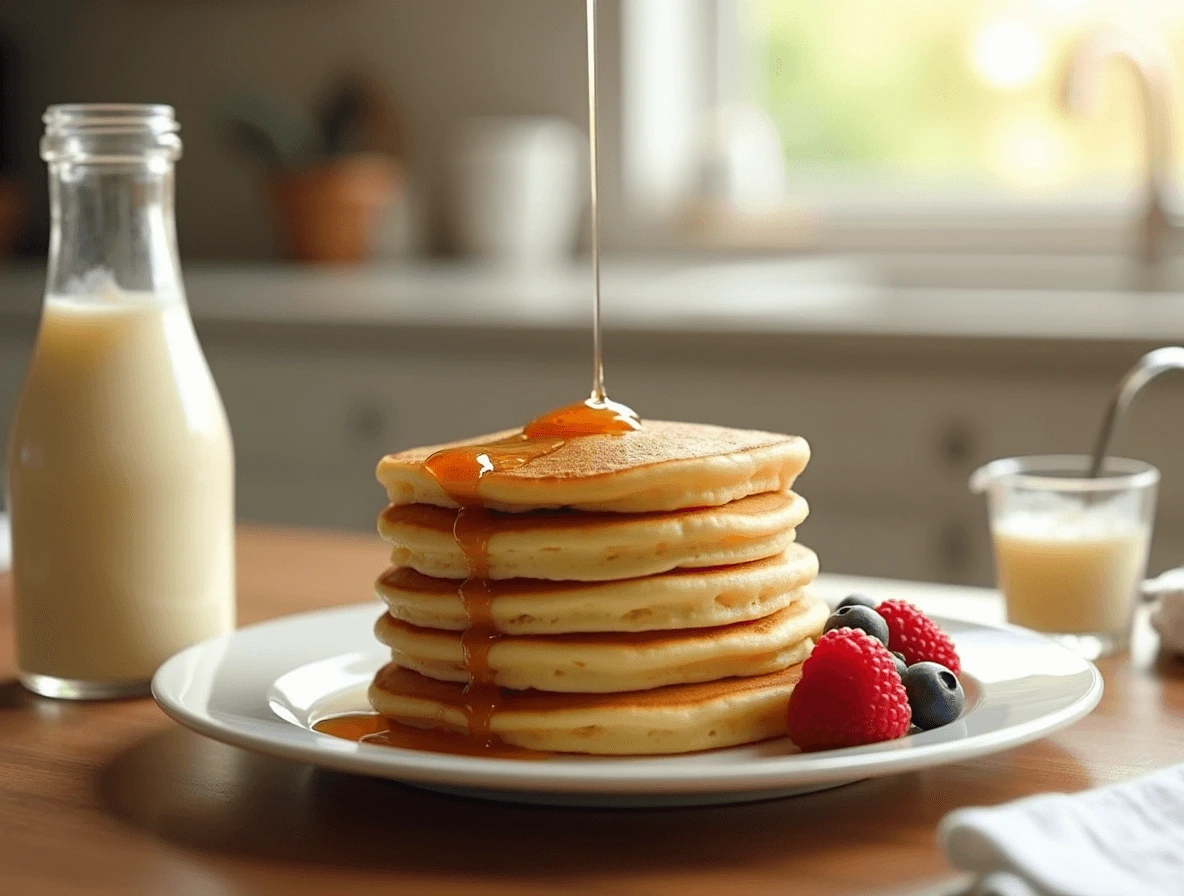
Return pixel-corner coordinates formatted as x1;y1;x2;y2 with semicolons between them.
1146;567;1184;656
939;764;1184;896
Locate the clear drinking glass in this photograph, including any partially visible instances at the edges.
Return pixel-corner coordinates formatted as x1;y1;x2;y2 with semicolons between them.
6;105;236;699
970;455;1159;658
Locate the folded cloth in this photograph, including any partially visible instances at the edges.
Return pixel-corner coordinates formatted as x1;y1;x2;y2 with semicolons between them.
1146;567;1184;656
939;764;1184;896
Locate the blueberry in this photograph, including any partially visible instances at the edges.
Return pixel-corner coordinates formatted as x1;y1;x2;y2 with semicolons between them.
836;593;878;612
822;605;890;647
891;651;908;678
902;662;965;730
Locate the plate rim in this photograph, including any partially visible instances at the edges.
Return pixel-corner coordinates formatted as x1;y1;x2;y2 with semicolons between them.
152;601;1104;796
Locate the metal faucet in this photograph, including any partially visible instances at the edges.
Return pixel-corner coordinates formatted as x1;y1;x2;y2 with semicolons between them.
1061;27;1181;288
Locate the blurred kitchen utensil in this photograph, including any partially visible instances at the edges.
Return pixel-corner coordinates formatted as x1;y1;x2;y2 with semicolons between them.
1089;346;1184;477
450;116;585;267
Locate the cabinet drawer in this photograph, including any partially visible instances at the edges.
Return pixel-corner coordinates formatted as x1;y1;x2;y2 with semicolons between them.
802;504;991;586
609;364;1105;504
612;360;1184;522
237;469;382;531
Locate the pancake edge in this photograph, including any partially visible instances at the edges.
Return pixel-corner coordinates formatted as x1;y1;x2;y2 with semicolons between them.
377;431;810;513
368;663;806;755
375;545;821;634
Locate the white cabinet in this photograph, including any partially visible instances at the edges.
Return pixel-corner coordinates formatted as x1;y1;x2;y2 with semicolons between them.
3;321;1182;587
205;343;592;530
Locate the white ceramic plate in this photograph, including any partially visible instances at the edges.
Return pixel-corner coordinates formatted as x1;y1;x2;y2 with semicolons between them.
153;580;1103;808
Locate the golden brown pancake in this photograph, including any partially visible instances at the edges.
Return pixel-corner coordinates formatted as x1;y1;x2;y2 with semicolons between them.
376;420;810;513
374;594;828;692
368;663;804;754
375;543;820;634
378;490;808;582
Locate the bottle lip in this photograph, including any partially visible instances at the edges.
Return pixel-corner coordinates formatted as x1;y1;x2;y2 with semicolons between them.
44;103;179;134
42;104;181;163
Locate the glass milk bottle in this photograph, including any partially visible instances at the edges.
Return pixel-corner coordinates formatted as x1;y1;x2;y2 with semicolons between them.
6;105;235;699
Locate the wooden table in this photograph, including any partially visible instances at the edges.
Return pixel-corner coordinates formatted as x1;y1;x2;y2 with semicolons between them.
2;525;1182;896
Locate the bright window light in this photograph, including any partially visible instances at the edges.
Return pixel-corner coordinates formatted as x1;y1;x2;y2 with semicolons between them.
971;19;1046;91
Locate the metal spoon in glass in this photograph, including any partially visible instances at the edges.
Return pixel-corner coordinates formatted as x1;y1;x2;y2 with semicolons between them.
1089;346;1184;478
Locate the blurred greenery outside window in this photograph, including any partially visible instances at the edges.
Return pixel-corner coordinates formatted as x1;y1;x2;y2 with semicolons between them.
741;0;1184;202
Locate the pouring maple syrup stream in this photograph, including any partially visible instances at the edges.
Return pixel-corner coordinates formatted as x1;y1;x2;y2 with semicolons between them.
316;0;640;753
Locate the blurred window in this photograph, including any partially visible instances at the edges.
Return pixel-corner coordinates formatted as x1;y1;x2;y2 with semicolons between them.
622;0;1184;250
743;0;1183;201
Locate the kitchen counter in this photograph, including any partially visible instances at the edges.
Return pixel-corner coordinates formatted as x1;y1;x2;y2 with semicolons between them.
1;523;1182;896
3;257;1184;345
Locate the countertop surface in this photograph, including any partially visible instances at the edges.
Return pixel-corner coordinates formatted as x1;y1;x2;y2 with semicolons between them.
2;524;1182;896
4;257;1184;343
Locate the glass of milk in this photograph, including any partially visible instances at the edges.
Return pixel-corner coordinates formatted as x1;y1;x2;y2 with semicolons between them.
5;106;235;699
971;456;1158;658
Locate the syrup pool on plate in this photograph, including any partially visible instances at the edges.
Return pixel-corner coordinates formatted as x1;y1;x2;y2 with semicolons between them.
313;713;553;759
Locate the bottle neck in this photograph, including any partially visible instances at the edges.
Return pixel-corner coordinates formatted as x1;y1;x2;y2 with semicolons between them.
46;157;183;301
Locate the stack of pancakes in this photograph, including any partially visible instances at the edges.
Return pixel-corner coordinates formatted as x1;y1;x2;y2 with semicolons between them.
370;420;828;755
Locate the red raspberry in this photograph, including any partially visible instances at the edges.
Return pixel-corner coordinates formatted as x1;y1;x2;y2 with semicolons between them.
878;600;961;674
787;628;911;751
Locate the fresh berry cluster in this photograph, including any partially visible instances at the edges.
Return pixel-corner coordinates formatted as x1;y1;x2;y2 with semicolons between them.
787;595;964;751
877;600;962;675
787;628;911;751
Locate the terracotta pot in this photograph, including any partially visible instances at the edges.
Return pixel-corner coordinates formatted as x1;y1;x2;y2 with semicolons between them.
270;155;400;263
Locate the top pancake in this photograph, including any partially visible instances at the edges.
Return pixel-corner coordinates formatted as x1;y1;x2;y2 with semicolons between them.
376;420;810;513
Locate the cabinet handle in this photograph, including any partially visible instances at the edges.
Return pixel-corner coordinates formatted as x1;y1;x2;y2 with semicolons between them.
938;420;977;468
351;403;388;445
937;521;972;579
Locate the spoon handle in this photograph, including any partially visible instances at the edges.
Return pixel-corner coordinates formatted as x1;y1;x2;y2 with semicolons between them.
1090;346;1184;477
